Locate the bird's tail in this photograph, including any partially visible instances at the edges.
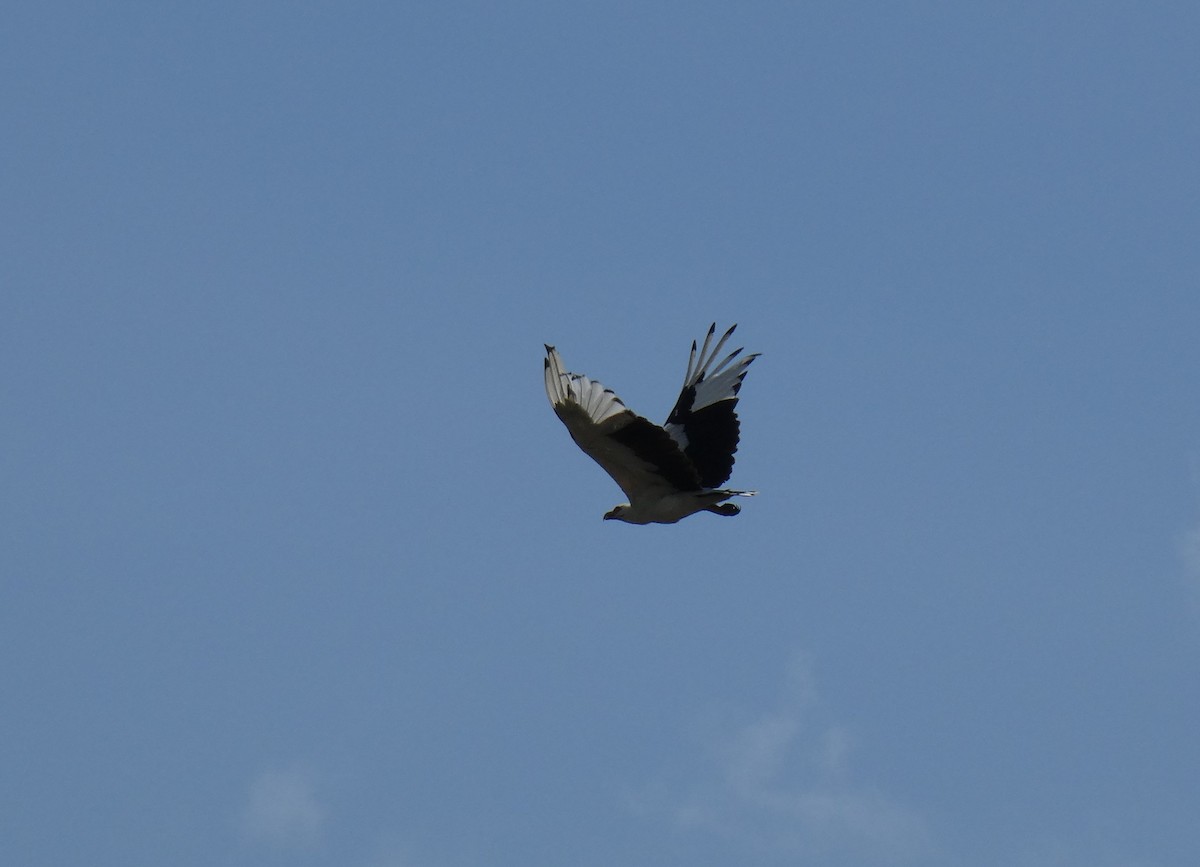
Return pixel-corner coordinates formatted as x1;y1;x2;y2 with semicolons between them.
703;488;756;517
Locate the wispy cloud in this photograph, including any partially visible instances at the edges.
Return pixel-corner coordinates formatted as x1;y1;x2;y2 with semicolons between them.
240;767;324;851
638;653;933;865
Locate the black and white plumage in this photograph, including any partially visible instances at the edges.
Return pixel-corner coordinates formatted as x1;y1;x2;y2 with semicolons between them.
543;324;759;524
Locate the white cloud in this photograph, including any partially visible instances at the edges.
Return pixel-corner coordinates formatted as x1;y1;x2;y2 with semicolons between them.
240;767;324;851
640;652;933;865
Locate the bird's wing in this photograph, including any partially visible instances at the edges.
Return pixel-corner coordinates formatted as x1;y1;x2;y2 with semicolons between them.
544;345;701;502
663;323;760;488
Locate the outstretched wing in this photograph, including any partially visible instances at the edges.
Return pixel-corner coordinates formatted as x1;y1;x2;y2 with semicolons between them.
663;323;760;488
544;345;701;502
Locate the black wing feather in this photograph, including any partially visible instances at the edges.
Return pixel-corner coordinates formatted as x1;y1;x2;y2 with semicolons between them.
665;387;742;488
607;416;702;493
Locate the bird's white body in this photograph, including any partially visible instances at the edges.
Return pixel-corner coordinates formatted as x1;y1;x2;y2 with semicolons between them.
543;324;759;524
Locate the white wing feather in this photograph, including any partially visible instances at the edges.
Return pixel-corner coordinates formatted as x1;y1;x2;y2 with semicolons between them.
544;345;700;502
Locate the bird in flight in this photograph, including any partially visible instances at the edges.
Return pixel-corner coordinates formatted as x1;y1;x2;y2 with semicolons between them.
543;324;759;524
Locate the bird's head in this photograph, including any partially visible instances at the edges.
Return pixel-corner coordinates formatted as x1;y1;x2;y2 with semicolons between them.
603;504;631;522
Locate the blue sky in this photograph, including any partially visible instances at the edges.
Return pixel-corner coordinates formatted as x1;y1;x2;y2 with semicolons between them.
3;3;1199;865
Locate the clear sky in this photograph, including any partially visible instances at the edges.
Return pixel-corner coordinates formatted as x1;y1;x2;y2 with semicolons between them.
3;3;1198;866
